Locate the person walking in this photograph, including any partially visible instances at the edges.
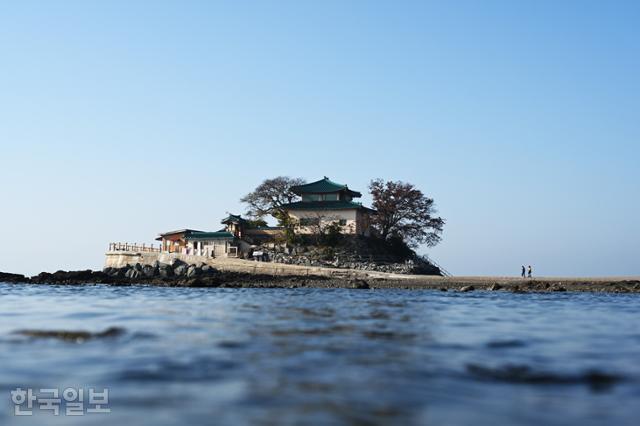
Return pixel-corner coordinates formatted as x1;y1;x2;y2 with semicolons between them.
527;265;533;278
521;265;526;278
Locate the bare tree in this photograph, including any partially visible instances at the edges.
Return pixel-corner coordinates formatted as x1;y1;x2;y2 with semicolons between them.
369;179;445;248
241;176;306;242
241;176;305;221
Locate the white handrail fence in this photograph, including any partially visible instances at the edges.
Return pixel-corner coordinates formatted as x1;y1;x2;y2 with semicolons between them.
108;243;161;253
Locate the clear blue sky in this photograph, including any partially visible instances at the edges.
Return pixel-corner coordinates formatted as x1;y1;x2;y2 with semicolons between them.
1;1;639;277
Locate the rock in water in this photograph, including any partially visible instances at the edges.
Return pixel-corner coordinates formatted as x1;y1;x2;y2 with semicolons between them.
14;327;125;342
460;285;475;292
349;279;370;289
0;272;28;283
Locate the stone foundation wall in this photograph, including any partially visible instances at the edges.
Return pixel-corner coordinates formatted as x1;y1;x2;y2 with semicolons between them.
104;251;412;280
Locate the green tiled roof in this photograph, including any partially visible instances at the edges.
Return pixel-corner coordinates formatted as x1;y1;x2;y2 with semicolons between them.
158;229;204;237
281;200;375;212
221;214;246;224
185;231;234;240
291;177;361;197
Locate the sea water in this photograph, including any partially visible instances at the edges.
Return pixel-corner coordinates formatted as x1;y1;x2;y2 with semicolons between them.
0;283;638;425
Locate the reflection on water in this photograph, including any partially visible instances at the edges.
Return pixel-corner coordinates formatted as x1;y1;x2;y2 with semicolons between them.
0;283;638;425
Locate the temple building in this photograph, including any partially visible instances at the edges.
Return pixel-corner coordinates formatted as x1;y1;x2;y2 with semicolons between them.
156;229;203;254
156;214;284;258
156;228;235;257
185;231;235;257
221;213;284;243
151;177;375;259
220;214;248;239
282;177;376;236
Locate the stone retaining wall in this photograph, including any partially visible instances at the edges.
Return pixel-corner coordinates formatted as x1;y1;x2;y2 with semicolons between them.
104;251;412;280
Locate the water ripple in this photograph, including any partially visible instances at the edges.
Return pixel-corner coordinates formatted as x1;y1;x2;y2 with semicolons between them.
0;283;639;425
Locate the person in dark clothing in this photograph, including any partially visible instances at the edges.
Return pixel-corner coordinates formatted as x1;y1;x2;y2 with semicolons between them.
521;265;526;278
527;265;533;278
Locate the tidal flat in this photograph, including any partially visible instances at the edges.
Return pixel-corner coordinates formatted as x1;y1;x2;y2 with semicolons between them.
2;270;640;293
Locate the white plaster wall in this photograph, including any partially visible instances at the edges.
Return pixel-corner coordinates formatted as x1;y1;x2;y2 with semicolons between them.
186;240;230;257
288;209;358;234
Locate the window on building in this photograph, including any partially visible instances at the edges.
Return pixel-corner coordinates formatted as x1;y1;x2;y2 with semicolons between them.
299;218;320;226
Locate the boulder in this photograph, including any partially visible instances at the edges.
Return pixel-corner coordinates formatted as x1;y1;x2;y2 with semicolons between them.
113;268;127;278
142;265;156;278
31;272;53;283
0;272;28;283
460;285;475;292
90;271;108;281
172;259;187;268
125;269;141;279
74;270;94;280
186;265;200;278
52;270;69;280
158;266;174;278
174;264;188;277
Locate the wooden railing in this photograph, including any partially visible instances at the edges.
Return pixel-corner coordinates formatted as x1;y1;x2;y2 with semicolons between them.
108;243;161;253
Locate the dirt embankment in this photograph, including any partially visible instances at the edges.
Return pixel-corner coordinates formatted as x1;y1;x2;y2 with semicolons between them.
1;270;639;293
